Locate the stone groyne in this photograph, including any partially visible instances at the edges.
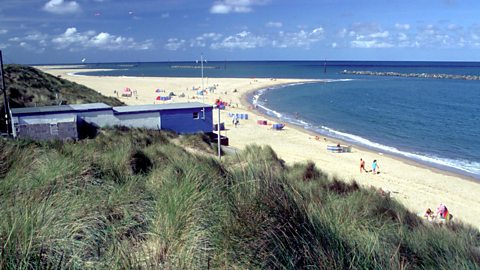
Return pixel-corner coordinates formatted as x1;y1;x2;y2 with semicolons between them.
170;65;220;69
342;70;480;81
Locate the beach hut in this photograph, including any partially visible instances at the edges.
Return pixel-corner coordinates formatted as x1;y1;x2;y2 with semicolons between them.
10;102;214;140
230;113;248;119
113;102;213;133
10;103;114;140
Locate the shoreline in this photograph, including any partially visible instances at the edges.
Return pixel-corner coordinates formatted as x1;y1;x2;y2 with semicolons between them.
240;84;479;183
35;65;480;229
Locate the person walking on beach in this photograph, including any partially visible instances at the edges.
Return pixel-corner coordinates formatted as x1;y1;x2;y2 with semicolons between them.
372;160;380;174
360;158;366;173
232;115;239;128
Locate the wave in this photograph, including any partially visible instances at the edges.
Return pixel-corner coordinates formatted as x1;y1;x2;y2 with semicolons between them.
67;69;127;77
252;81;480;179
318;126;480;177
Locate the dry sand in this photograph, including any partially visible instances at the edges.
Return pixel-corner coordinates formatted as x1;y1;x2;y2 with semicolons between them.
37;66;480;229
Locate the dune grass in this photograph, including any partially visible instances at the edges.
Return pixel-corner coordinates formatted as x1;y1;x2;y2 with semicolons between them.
1;128;479;269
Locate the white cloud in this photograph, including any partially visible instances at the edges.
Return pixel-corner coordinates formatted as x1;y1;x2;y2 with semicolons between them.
161;13;170;19
190;33;223;47
414;24;456;48
24;32;48;41
210;0;269;14
398;33;408;41
369;31;389;38
43;0;81;15
447;24;461;30
165;38;186;51
52;27;152;51
210;3;232;14
211;31;267;49
0;29;8;35
0;43;9;49
351;40;393;48
311;27;324;35
395;23;410;30
19;42;45;53
274;27;324;48
337;28;347;38
8;32;49;50
266;21;282;28
186;26;325;50
52;27;90;49
331;42;337;48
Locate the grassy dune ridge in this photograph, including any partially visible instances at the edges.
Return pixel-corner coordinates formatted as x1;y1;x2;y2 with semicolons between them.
1;129;479;269
0;65;124;132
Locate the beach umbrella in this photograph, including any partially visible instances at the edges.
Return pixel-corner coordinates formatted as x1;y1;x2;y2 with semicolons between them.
156;96;161;100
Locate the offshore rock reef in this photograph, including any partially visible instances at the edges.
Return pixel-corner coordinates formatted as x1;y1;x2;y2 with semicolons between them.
342;70;480;80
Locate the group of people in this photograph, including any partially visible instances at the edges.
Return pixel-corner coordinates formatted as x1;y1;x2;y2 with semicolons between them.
423;203;453;222
360;158;380;174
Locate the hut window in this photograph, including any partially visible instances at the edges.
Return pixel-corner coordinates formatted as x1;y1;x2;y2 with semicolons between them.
193;112;199;119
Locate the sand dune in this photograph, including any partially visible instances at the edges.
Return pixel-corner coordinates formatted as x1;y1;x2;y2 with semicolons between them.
37;66;480;229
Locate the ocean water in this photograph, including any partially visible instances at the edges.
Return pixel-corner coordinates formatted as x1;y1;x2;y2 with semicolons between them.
72;61;480;179
254;78;480;179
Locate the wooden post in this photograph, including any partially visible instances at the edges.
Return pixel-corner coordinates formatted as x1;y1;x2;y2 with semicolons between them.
0;50;11;135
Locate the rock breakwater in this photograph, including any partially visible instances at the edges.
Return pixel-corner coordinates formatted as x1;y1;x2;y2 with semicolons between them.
342;70;480;80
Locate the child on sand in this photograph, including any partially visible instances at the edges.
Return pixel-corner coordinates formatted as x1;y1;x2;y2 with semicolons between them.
423;208;435;221
372;160;379;174
360;158;366;173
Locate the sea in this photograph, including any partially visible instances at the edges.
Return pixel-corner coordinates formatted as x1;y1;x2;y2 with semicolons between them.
71;61;480;179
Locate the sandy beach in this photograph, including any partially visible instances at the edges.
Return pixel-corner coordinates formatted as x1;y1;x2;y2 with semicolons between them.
37;66;480;229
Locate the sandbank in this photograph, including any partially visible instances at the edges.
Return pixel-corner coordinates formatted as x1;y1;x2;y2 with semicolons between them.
36;65;480;229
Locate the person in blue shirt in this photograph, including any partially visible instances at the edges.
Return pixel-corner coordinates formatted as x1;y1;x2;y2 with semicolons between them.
372;160;380;174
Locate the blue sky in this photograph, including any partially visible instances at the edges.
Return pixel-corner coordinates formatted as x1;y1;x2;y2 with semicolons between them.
1;0;480;63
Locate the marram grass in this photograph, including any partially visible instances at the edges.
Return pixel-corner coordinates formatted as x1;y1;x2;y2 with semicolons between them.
0;129;479;269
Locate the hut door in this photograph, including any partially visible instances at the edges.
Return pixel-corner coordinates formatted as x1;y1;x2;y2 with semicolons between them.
50;123;59;135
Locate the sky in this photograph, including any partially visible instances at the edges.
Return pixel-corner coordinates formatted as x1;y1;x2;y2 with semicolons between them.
1;0;480;64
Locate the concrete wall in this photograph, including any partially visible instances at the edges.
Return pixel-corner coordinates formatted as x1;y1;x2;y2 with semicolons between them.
77;109;116;128
15;121;78;141
161;108;213;134
115;112;160;129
